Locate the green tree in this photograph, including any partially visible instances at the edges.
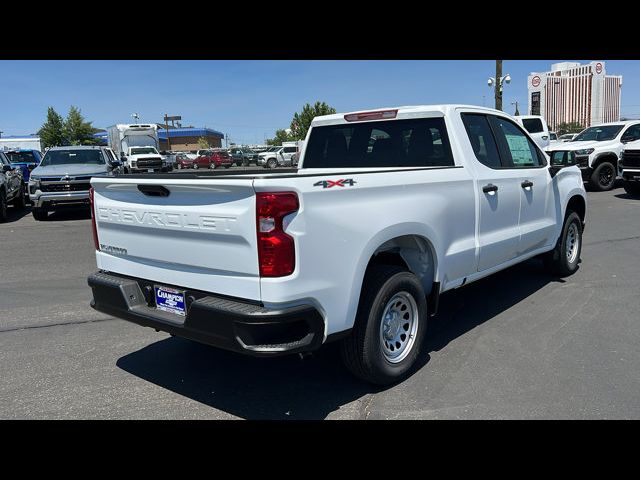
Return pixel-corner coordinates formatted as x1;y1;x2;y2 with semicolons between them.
38;107;66;148
290;101;336;140
266;129;295;145
196;136;210;149
556;122;584;136
63;106;98;145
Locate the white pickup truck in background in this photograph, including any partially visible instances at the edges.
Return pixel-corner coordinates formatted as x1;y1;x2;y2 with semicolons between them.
545;120;640;191
88;105;587;385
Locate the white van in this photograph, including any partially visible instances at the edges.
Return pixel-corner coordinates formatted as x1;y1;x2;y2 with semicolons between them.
515;115;551;150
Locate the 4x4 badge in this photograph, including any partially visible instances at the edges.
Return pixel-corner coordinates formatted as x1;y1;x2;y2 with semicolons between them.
313;179;357;189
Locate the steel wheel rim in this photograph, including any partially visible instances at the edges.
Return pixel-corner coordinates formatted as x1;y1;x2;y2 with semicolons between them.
600;165;614;186
379;291;419;363
566;222;580;263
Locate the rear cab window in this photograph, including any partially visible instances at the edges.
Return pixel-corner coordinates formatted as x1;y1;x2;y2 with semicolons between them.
522;118;544;134
304;117;454;168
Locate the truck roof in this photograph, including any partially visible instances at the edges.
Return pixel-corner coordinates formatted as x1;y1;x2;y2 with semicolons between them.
47;145;106;151
311;104;508;127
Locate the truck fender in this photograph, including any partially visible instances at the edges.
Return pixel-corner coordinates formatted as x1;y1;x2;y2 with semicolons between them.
344;222;442;330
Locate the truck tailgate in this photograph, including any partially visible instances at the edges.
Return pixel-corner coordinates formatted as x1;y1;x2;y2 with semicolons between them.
91;176;260;300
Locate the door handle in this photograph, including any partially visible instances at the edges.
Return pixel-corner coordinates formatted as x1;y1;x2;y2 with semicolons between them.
542;136;548;140
482;184;498;193
521;180;534;189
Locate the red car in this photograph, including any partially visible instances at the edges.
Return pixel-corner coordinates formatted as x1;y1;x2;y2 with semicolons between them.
175;152;193;169
193;149;232;169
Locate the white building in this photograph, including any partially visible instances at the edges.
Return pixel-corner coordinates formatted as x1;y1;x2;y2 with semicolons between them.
527;61;622;131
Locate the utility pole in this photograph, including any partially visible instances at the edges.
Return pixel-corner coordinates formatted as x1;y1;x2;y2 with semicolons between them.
495;60;503;111
511;101;520;116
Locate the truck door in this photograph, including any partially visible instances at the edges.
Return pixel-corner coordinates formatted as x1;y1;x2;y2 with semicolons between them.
488;116;555;255
461;113;521;271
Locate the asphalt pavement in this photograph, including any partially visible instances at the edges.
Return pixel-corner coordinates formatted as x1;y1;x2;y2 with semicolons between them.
1;185;639;419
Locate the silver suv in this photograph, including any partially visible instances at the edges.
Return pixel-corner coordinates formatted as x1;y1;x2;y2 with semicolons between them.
29;146;123;220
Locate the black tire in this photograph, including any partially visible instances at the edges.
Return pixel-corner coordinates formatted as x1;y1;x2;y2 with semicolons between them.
13;185;26;210
242;159;249;167
32;207;48;221
544;211;582;277
589;161;616;191
341;265;428;386
193;163;199;170
177;163;182;170
124;167;129;174
623;181;640;196
267;159;277;169
0;189;7;222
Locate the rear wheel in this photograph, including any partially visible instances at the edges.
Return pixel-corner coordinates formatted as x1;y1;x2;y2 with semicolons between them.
341;265;428;385
224;164;231;169
544;211;582;277
623;181;640;196
0;190;7;222
589;161;616;191
32;207;48;221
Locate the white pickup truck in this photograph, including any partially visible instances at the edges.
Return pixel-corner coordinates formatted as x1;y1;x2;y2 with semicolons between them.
87;105;587;385
546;120;640;191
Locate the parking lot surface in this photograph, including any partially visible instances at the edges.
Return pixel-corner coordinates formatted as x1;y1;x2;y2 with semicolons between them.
1;186;639;419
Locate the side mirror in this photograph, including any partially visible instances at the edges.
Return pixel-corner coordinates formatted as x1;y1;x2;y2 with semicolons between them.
111;160;123;168
549;151;576;177
621;136;634;144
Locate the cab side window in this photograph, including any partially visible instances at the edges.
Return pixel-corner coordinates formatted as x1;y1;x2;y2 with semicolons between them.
622;125;640;143
489;116;546;168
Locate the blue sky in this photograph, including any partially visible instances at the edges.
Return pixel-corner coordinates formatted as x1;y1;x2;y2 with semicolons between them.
2;60;640;144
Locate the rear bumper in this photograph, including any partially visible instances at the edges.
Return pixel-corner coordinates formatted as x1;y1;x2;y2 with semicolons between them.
88;271;325;356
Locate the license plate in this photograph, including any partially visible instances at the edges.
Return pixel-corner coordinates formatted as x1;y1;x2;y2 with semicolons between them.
147;168;154;173
154;285;186;316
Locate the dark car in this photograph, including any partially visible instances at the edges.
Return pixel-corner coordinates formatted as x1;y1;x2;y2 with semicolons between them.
5;149;42;201
228;147;258;166
0;151;26;221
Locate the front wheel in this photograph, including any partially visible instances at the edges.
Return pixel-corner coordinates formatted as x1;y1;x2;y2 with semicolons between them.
267;159;277;169
623;181;640;196
544;211;582;277
224;164;230;169
209;162;216;169
32;207;48;221
0;190;7;222
13;185;26;210
341;265;428;386
193;163;199;170
589;161;616;191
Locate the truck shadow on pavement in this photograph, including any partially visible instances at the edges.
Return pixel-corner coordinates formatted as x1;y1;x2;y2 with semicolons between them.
117;258;563;420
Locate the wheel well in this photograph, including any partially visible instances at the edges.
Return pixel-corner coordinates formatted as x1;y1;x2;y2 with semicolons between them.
567;195;586;224
366;235;436;295
593;153;617;168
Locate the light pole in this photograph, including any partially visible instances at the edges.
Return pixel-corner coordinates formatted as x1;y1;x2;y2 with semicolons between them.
511;101;520;116
487;60;511;111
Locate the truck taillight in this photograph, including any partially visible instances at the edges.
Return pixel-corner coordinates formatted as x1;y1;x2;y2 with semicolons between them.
256;192;299;277
89;187;99;251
